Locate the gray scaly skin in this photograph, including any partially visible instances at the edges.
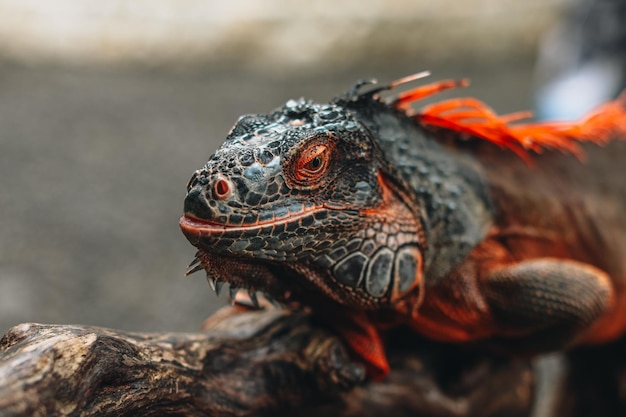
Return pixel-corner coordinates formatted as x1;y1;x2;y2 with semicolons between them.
181;83;489;307
180;76;626;378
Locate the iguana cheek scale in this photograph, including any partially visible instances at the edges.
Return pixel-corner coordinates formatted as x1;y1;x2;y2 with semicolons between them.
180;73;626;380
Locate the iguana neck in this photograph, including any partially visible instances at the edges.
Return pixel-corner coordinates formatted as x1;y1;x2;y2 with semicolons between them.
349;102;494;283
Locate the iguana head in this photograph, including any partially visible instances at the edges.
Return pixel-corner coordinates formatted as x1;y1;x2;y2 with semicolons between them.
180;84;425;310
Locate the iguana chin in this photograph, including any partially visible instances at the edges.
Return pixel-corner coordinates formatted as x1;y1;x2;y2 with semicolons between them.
179;72;626;380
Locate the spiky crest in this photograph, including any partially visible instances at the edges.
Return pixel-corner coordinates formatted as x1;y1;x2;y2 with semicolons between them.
368;73;626;160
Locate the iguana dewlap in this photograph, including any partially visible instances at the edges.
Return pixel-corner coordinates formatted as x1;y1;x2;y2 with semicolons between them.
180;73;626;380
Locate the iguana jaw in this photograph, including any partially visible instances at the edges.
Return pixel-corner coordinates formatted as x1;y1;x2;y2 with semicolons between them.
179;208;361;306
187;240;393;379
179;206;323;235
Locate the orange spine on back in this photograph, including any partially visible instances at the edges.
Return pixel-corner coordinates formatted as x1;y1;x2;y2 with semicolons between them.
388;77;626;160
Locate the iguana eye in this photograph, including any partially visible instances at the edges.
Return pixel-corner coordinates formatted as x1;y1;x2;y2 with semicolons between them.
306;156;323;171
294;144;329;182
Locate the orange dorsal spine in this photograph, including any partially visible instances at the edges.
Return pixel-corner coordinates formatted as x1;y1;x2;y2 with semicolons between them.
388;76;626;159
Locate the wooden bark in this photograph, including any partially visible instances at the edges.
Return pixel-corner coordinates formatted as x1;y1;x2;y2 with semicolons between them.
0;306;624;417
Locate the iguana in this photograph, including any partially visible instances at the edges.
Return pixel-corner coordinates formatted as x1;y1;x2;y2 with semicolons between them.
180;72;626;380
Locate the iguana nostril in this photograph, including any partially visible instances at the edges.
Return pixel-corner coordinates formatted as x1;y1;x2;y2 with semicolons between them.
213;177;232;200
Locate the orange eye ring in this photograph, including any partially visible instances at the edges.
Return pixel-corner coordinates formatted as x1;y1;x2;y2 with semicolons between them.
293;143;330;183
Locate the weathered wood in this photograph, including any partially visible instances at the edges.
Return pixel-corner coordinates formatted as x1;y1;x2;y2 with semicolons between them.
0;306;624;417
0;308;362;417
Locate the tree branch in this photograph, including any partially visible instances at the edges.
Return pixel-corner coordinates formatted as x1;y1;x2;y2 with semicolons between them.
0;306;624;417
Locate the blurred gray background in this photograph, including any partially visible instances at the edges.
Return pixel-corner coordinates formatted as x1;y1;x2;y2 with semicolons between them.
0;0;573;334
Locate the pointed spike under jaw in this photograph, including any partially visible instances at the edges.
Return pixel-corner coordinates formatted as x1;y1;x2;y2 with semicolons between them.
229;286;239;301
206;275;216;292
215;280;224;297
186;263;204;276
187;256;201;268
248;291;260;309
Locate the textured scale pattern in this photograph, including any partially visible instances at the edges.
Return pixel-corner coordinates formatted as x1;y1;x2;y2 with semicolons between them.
180;72;626;380
181;95;425;308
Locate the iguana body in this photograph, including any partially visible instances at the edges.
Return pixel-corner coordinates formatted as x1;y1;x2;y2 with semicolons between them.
180;74;626;379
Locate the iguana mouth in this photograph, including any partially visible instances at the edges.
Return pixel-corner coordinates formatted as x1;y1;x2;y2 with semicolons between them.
179;209;343;309
179;206;325;235
179;209;328;255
